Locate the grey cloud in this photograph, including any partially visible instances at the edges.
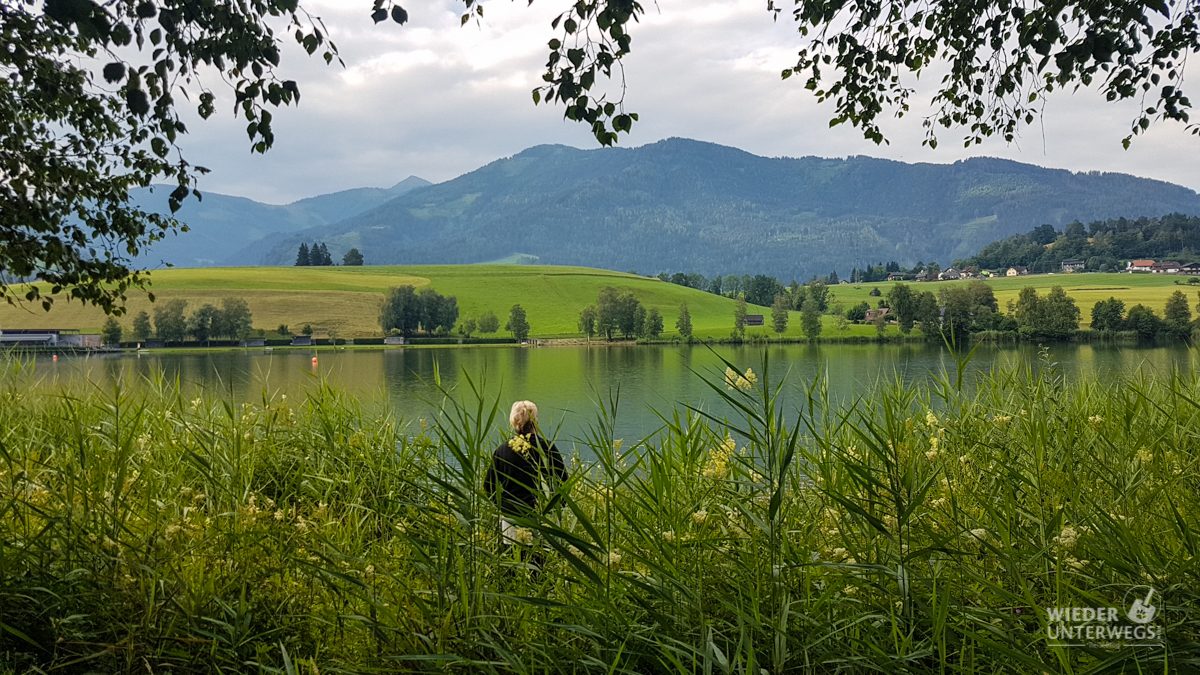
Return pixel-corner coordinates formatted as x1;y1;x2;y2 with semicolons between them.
172;0;1199;204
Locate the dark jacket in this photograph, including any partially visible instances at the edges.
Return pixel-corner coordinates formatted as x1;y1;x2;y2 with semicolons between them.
484;432;568;517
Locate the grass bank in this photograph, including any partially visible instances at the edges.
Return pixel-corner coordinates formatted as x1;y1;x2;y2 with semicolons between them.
0;356;1197;672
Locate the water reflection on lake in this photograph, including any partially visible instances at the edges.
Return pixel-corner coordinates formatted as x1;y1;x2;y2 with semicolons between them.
15;342;1198;450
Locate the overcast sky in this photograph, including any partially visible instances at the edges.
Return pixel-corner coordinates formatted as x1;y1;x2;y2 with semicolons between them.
179;0;1200;204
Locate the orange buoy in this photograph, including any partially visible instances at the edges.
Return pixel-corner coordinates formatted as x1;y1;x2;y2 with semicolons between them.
52;354;59;362
311;356;318;366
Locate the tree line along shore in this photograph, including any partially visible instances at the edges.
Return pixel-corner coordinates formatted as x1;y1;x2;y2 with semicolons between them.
3;266;1199;349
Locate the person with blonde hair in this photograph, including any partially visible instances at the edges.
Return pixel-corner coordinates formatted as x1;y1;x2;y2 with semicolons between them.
484;400;568;567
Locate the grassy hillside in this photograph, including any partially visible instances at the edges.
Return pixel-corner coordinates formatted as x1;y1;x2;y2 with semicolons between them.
0;265;779;339
4;268;1189;341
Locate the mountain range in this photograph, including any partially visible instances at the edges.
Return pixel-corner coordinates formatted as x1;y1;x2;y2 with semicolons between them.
134;176;431;267
144;139;1200;278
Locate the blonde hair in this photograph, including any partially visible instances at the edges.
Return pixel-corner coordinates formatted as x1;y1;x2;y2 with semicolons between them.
509;400;538;434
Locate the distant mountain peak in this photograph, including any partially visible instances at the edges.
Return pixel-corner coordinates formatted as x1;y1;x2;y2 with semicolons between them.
389;175;432;191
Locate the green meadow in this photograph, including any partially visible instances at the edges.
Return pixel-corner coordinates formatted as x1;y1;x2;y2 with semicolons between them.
830;272;1196;320
0;265;839;340
1;355;1196;671
0;266;1193;341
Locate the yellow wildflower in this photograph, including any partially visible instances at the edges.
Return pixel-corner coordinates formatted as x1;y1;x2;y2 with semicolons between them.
662;530;676;543
1088;415;1104;426
1053;525;1079;549
1136;447;1153;463
513;527;534;546
724;367;756;391
608;549;623;566
925;410;939;427
691;509;708;525
508;433;533;456
702;436;736;479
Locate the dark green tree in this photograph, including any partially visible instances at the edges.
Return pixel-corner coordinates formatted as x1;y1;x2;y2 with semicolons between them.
746;275;784;307
309;242;333;266
938;282;1000;345
732;294;748;340
1091;297;1127;333
1040;287;1081;338
643;308;663;339
342;248;364;266
845;301;870;322
380;285;420;336
458;317;477;338
771;293;790;337
506;304;530;341
676;304;693;340
1011;287;1042;337
915;291;940;335
1164;290;1192;340
131;311;152;342
153;299;188;342
632;304;647;339
1013;287;1079;339
477;311;500;334
579;305;597;339
218;298;254;340
1125;304;1164;340
801;299;822;341
886;284;918;333
101;317;123;346
295;243;311;267
1031;224;1059;246
188;304;220;344
594;287;643;340
806;281;830;312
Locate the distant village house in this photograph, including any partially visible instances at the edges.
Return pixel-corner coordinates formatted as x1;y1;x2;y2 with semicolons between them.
1006;266;1029;277
0;329;101;348
1060;259;1085;272
1126;259;1155;272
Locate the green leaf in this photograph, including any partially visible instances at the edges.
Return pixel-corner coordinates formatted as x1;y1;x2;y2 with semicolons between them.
102;62;126;83
126;87;150;116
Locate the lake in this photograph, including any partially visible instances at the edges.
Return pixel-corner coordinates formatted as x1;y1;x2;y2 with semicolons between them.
11;343;1198;451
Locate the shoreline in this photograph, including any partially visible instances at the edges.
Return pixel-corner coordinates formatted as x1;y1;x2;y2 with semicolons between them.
2;329;1163;357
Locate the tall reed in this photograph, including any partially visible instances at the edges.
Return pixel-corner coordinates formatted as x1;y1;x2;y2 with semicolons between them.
0;354;1196;672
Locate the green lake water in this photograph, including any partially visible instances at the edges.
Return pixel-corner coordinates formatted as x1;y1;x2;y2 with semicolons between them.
13;343;1198;451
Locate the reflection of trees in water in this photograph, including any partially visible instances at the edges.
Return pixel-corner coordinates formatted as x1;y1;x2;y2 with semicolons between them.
29;344;1200;448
